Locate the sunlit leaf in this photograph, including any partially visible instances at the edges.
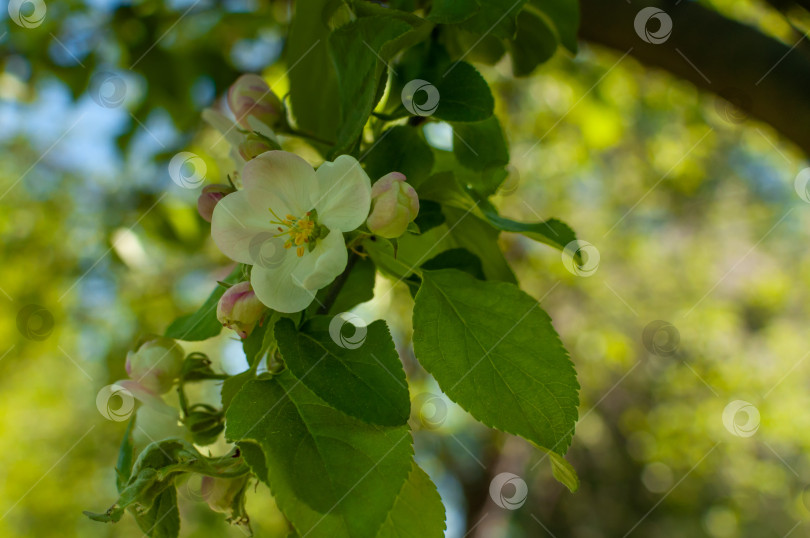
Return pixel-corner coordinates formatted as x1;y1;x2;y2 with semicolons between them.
413;269;579;454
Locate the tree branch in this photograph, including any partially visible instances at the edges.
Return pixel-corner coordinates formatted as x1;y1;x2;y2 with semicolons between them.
579;0;810;155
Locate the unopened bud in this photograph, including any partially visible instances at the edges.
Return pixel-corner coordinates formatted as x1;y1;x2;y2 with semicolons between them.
237;133;274;162
216;281;266;338
125;337;184;395
367;172;420;238
198;184;235;223
227;74;283;130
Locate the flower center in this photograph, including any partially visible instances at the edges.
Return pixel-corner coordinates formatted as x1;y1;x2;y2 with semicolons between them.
269;208;320;257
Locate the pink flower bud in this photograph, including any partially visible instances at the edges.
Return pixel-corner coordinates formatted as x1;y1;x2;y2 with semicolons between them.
125;337;184;395
216;281;266;338
366;172;420;238
237;133;274;162
198;184;235;223
200;475;249;514
227;74;283;130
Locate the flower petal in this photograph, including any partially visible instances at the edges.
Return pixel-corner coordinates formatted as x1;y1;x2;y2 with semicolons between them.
202;108;245;148
246;116;279;145
313;155;372;231
250;251;317;313
291;229;348;291
242;151;318;217
211;190;280;265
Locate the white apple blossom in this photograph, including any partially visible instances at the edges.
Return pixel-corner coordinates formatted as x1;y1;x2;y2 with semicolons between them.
211;150;371;313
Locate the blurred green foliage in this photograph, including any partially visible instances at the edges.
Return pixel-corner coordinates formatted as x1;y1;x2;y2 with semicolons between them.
1;0;809;537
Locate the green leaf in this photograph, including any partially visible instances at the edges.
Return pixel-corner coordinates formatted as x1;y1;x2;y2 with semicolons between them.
312;256;376;316
459;0;528;40
388;204;516;284
242;312;278;367
419;168;579;254
509;9;559;77
422;248;485;280
164;267;241;341
452;117;509;172
133;487;180;538
475;195;578;253
287;0;341;148
224;314;285;410
237;441;269;487
377;461;446;538
413;199;446;234
363;236;413;281
405;248;486;296
225;374;413;537
275;317;410;426
364;126;435;187
428;0;478;23
538;447;580;492
407;170;516;281
221;367;257;411
442;206;517;283
115;417;135;494
329;16;415;155
412;269;579;454
443;26;507;65
392;43;494;122
451;116;510;196
429;149;507;204
527;0;579;54
433;63;494;123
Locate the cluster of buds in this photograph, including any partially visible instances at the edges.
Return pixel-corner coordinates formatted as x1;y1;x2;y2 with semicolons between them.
216;281;266;338
366;172;420;238
198;74;284;221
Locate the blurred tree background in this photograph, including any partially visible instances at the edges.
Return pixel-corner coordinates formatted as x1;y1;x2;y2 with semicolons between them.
2;0;810;536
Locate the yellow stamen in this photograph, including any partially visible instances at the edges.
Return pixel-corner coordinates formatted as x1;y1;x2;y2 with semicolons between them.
269;208;318;257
